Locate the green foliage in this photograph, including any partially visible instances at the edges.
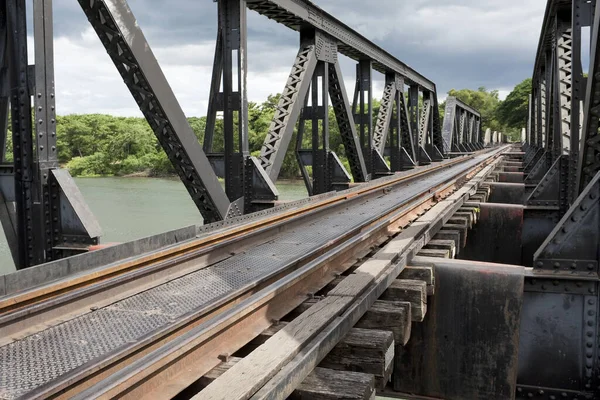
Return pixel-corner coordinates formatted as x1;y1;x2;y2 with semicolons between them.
440;79;534;142
34;80;534;179
496;78;532;137
446;87;503;132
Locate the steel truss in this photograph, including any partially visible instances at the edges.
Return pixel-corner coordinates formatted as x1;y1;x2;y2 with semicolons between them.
0;0;101;269
373;73;417;172
526;0;592;211
520;1;600;398
3;0;462;266
441;96;483;154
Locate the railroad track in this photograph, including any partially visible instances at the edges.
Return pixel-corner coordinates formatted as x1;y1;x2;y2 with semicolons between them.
0;146;510;400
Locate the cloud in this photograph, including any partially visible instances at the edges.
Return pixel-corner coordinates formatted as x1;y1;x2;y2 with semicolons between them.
41;0;545;117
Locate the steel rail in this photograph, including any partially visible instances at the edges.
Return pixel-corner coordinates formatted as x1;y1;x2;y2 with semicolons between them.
7;146;507;400
0;151;491;342
71;147;507;400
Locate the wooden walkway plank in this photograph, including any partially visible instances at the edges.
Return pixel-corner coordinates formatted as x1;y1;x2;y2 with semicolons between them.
399;266;435;296
251;323;394;389
198;359;376;400
380;280;427;322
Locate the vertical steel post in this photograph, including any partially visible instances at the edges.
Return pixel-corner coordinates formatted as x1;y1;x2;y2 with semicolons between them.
408;85;420;151
219;0;248;201
310;61;330;195
0;5;7;164
354;60;373;176
203;29;223;154
7;0;39;268
33;0;62;263
568;0;585;204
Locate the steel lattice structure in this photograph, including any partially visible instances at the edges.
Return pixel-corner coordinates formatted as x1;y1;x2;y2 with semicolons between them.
520;1;600;399
441;96;483;154
0;0;479;269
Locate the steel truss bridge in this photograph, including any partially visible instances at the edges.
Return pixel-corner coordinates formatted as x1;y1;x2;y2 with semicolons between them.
0;0;597;399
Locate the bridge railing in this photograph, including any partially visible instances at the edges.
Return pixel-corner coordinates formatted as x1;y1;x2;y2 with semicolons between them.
2;0;487;268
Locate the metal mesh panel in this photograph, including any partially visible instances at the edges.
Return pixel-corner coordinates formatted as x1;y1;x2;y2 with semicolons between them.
0;155;486;399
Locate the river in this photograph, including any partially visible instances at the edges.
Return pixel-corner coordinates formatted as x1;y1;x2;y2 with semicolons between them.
0;177;308;275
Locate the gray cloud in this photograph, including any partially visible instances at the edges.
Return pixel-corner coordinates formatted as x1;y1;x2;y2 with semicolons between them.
43;0;546;116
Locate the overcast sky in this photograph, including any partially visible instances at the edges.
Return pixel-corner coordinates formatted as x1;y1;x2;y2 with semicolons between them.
38;0;546;117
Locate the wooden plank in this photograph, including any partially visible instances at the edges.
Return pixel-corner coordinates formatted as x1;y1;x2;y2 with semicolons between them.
448;216;471;229
416;248;450;259
399;266;435;296
246;156;506;400
458;207;479;224
433;231;460;254
198;359;376;400
319;328;394;390
198;245;396;399
441;224;467;248
250;323;394;389
424;239;456;259
354;300;412;346
380;280;427;322
289;299;412;346
453;212;474;228
327;260;390;297
289;368;376;400
195;295;350;400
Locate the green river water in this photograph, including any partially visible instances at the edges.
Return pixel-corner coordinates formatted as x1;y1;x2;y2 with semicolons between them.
0;177;308;275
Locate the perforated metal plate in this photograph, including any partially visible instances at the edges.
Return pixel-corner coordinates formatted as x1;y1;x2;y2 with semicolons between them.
0;155;488;399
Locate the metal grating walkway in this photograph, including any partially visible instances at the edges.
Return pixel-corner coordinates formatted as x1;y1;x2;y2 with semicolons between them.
0;155;485;399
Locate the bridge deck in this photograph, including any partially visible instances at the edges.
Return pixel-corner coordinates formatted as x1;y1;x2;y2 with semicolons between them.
0;154;490;400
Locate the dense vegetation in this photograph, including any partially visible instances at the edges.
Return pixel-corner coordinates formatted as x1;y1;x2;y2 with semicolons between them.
6;80;531;178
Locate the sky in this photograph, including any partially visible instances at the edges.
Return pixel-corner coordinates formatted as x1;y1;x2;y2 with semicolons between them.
36;0;547;117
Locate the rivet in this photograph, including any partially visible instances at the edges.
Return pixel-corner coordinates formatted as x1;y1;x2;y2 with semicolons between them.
537;261;544;268
588;263;595;270
589;299;596;305
554;262;561;268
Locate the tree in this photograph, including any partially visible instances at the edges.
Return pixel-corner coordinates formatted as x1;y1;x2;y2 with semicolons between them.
445;87;503;132
496;78;532;131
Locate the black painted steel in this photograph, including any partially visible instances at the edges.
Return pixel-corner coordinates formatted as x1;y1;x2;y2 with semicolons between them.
0;0;101;269
78;0;233;223
442;96;482;154
520;2;600;398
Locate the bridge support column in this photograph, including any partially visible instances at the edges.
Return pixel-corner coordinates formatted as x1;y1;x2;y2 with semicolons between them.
1;0;102;269
516;170;600;399
393;257;524;400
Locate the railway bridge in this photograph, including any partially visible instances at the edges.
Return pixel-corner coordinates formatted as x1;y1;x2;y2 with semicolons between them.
0;0;598;399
